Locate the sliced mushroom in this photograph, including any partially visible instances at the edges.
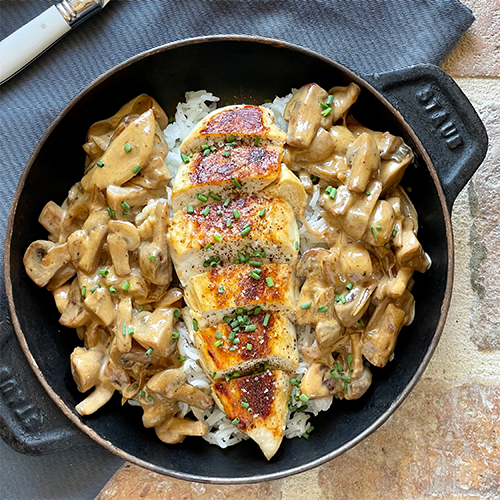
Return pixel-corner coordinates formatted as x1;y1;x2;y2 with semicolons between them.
39;201;65;242
147;369;187;398
290;127;336;164
46;263;76;291
172;384;213;410
315;320;345;351
83;284;116;326
347;132;381;194
59;279;91;328
132;307;177;356
139;200;172;286
327;83;361;123
334;285;375;327
52;283;71;314
329;125;356;156
75;379;115;416
24;241;71;287
344;365;372;400
70;346;106;392
106;184;167;221
107;220;140;276
153;287;183;309
363;200;395;247
379;147;413;196
395;218;426;270
155;416;209;444
362;301;406;367
300;363;340;399
348;333;364;379
284;83;330;148
141;398;178;428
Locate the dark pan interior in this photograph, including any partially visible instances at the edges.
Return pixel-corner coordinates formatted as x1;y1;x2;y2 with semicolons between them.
8;39;448;481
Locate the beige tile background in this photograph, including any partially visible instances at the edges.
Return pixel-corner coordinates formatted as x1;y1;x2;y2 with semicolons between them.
95;1;500;498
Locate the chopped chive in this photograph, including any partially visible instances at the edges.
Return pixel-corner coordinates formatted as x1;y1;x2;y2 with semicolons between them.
148;255;156;262
261;250;266;258
210;146;217;152
331;369;339;379
336;361;344;372
329;187;337;200
371;227;378;241
133;164;142;174
229;346;237;352
326;94;334;105
122;322;127;336
224;197;231;207
344;381;349;391
311;175;319;183
254;306;262;314
241;227;251;237
124;143;132;153
96;160;104;168
139;390;146;397
223;316;232;323
245;324;256;332
321;107;332;116
335;293;340;302
172;332;180;339
222;151;231;157
347;354;353;364
228;331;236;341
215;331;223;339
201;144;210;150
145;348;153;356
320;102;329;110
99;269;109;277
233;210;240;219
133;383;139;390
241;401;250;408
295;404;308;413
147;395;154;401
90;285;99;293
181;153;190;164
202;206;210;216
392;229;398;237
299;394;309;402
263;314;270;326
81;286;86;297
204;243;212;249
214;233;222;242
214;340;223;347
212;372;217;378
243;221;251;230
359;318;365;327
122;211;129;217
341;375;352;381
250;271;261;280
122;281;130;291
107;207;115;219
376;225;382;231
109;286;116;294
254;137;260;146
173;310;180;319
203;149;211;156
290;379;300;386
246;343;253;350
231;418;240;426
193;318;198;331
227;135;236;142
259;208;266;217
168;116;175;123
178;356;186;362
266;277;274;287
226;220;232;227
340;294;346;304
231;178;243;189
301;301;312;309
318;305;328;312
218;285;225;293
187;205;194;213
197;194;208;202
295;241;299;250
365;190;371;196
249;260;260;267
346;283;353;290
209;192;221;201
325;186;333;194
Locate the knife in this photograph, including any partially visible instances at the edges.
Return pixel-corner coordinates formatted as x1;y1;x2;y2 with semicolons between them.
0;0;111;85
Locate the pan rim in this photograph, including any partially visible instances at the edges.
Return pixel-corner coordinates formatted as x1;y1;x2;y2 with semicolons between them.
4;34;454;484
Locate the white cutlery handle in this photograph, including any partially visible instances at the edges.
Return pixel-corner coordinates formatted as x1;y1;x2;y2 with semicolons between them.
0;5;70;84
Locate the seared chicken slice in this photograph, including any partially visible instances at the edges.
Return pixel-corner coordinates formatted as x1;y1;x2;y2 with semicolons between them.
263;164;307;216
172;146;282;212
180;105;286;156
168;196;299;285
193;312;298;380
184;263;299;328
212;370;291;460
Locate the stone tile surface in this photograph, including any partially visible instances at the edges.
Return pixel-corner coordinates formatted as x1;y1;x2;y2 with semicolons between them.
442;0;500;77
95;3;500;498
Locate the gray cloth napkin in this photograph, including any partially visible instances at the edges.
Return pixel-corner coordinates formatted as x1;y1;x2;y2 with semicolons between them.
0;1;473;499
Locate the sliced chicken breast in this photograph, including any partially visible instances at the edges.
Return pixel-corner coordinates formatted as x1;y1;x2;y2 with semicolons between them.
193;311;298;379
172;146;282;212
212;369;291;460
168;196;299;285
184;263;299;328
180;105;286;156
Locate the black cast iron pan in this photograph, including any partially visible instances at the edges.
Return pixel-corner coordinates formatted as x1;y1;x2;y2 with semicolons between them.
2;36;488;483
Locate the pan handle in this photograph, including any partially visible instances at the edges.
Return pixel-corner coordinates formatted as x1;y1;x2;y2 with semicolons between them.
365;64;488;210
0;293;90;454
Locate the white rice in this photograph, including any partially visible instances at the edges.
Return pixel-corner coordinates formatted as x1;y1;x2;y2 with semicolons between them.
164;90;331;446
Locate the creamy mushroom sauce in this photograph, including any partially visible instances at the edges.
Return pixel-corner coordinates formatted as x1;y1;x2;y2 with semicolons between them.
24;83;429;445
